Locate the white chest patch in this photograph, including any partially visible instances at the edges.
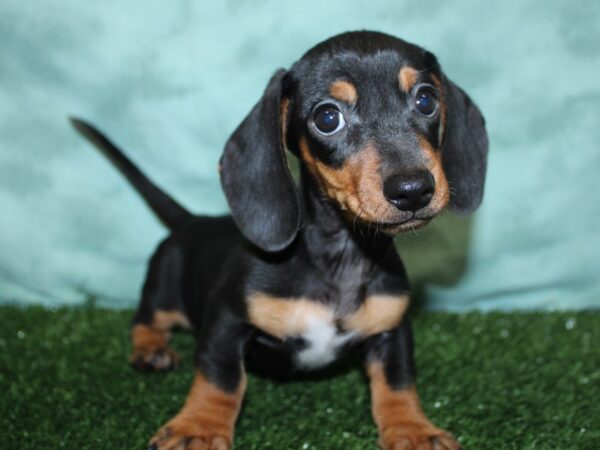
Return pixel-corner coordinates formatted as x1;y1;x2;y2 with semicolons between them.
247;292;408;370
295;313;357;369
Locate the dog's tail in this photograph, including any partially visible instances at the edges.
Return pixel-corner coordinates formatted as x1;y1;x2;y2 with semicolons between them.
70;117;193;230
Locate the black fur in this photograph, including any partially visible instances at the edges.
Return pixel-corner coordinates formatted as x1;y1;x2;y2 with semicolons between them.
220;69;300;253
441;79;489;214
70;118;192;230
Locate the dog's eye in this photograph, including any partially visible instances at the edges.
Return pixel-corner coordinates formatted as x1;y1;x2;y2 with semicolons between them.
415;88;437;116
313;104;345;135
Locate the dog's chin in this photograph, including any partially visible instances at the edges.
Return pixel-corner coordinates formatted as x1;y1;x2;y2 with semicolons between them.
343;212;435;235
339;201;441;235
379;218;432;234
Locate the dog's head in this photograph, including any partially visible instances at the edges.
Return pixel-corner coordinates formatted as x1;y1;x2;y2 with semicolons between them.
220;31;488;252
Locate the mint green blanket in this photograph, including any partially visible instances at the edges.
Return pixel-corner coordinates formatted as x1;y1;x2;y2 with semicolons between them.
1;0;599;310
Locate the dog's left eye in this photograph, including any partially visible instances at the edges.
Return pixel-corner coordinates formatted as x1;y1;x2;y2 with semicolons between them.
312;104;346;135
415;87;438;116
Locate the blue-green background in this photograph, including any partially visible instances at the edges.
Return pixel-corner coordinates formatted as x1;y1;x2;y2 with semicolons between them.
1;0;599;310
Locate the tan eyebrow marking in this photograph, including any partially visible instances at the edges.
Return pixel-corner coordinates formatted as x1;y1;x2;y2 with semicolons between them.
398;67;419;92
329;80;358;104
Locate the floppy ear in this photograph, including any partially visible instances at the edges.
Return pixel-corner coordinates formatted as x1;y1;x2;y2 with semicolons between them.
220;69;300;252
441;77;489;215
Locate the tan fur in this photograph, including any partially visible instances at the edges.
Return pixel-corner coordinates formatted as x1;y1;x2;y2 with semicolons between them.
154;310;191;331
368;363;460;450
329;80;358;104
419;136;450;211
248;292;408;340
399;67;419;92
299;138;398;223
247;293;334;340
150;371;246;449
344;295;409;336
131;324;168;351
130;310;189;369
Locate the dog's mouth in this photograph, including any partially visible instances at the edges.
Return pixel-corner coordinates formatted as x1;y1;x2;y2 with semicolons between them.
341;200;440;234
378;216;433;233
346;210;436;234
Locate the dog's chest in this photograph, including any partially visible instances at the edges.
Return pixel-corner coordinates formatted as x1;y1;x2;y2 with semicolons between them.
293;312;357;369
247;294;359;369
248;290;408;370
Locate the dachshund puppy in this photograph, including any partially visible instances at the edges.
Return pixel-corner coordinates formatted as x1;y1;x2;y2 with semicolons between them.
73;30;487;450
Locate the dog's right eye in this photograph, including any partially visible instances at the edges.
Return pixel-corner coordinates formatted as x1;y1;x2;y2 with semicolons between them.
414;86;438;117
312;104;345;135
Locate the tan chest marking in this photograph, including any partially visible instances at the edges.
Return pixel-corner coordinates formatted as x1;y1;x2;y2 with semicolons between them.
247;293;409;339
343;294;409;336
247;293;333;340
248;293;354;368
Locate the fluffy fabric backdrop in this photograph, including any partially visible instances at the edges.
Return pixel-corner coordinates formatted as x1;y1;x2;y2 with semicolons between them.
1;0;599;310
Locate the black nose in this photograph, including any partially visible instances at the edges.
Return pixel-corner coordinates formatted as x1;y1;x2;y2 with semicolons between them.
383;172;435;211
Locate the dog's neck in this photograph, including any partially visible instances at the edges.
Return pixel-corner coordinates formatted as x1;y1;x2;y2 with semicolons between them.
298;168;395;277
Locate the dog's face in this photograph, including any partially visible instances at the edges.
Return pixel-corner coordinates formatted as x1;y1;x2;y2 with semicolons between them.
221;31;488;252
287;35;454;233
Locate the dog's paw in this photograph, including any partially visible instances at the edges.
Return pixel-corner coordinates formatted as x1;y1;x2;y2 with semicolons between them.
380;427;461;450
148;425;230;450
130;347;180;372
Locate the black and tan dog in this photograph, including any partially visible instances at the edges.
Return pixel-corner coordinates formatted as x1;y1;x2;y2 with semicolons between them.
72;30;487;450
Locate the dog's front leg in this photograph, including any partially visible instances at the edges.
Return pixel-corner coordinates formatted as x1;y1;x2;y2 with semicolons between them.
365;318;462;450
149;303;248;450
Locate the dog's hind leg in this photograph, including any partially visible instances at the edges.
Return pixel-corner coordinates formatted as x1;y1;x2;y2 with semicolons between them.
130;241;191;372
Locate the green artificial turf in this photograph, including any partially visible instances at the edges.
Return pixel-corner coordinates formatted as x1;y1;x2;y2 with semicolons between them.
1;306;599;450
